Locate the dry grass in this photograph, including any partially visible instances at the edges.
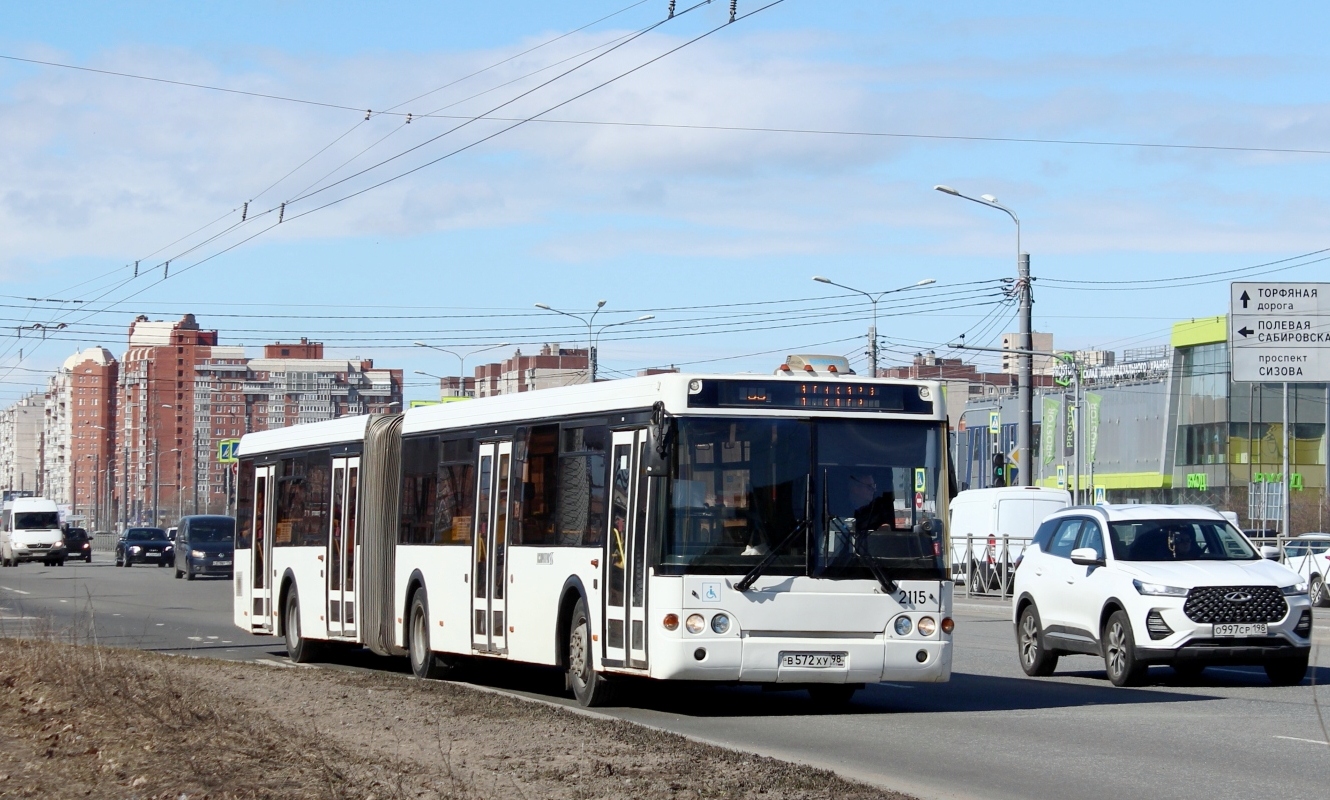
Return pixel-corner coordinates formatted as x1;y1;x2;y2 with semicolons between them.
0;621;915;800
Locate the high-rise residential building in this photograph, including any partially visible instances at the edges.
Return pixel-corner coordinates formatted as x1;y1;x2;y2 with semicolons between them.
0;393;45;494
43;348;117;528
118;314;219;526
243;339;403;430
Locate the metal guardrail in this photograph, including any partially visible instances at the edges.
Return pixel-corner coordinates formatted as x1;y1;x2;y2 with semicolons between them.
92;532;117;553
958;535;1034;599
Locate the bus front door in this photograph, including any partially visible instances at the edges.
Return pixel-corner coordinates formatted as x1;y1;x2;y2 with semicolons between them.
605;430;649;670
327;456;360;639
472;441;512;654
251;464;275;634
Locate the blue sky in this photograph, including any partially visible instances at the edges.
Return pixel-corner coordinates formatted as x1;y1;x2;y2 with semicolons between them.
2;1;1329;403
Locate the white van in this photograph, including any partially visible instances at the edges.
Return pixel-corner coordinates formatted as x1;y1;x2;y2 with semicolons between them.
948;487;1071;585
1;497;67;567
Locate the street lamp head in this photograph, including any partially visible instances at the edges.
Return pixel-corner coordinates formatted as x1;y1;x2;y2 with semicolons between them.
534;303;551;310
412;341;428;347
812;276;831;284
595;299;607;309
497;342;511;347
981;194;998;204
934;185;960;196
916;278;937;287
636;315;655;322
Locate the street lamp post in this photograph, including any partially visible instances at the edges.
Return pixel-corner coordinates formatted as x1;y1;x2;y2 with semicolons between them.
534;301;606;381
413;342;511;397
811;277;936;376
935;184;1032;486
593;315;656;376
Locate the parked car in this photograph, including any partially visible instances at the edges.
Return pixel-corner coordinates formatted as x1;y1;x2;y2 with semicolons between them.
115;528;174;567
1;497;67;567
1013;504;1311;686
64;527;92;563
173;515;235;580
948;486;1071;586
1283;533;1330;607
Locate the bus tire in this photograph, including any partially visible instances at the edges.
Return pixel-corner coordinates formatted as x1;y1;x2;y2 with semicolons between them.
284;585;323;664
567;596;614;707
408;589;451;680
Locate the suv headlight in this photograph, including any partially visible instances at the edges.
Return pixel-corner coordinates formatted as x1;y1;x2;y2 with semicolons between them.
1282;582;1310;596
129;545;142;554
191;550;206;559
1133;579;1187;597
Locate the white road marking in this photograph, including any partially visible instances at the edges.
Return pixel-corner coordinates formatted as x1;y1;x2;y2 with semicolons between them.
58;599;68;603
1275;735;1330;746
221;640;232;644
0;587;30;595
155;623;164;627
878;683;917;690
187;636;203;641
206;635;218;640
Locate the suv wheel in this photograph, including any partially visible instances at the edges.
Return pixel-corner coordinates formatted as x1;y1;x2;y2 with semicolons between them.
1311;576;1328;609
1016;604;1059;677
1103;610;1145;687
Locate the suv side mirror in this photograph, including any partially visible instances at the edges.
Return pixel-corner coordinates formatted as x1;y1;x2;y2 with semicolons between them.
1260;545;1279;561
1070;547;1105;567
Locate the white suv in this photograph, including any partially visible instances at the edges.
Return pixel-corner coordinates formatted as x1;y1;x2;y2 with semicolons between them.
1012;504;1312;686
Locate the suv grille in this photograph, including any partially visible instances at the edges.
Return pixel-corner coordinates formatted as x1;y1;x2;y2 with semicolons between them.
1184;586;1286;624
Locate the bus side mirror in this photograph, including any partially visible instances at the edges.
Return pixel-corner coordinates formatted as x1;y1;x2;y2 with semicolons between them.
644;401;675;476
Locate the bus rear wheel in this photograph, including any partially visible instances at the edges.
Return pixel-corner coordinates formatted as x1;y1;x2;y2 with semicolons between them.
409;590;451;680
567;596;614;707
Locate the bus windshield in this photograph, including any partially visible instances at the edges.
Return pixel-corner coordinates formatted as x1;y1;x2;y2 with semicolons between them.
662;417;947;580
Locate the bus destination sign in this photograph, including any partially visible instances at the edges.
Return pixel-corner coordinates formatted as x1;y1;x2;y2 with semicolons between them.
688;380;934;414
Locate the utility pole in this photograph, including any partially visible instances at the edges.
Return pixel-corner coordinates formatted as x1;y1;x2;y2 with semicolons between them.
1282;382;1291;536
122;435;128;531
193;429;199;515
152;438;159;528
1018;253;1033;488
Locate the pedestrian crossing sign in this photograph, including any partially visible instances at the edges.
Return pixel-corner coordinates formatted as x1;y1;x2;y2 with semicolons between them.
218;439;241;463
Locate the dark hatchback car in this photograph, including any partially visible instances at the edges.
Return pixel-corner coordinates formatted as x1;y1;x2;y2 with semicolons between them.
64;527;92;563
174;515;235;580
115;528;174;567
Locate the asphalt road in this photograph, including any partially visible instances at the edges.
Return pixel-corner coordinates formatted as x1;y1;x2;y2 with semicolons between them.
3;555;1329;800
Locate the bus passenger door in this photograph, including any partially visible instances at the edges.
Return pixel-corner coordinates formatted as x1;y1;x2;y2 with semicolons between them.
251;464;275;633
472;441;512;654
327;456;360;639
605;430;650;670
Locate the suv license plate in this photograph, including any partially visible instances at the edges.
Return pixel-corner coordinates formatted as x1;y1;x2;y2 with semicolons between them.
1214;623;1267;637
145;552;160;558
780;652;847;668
214;560;232;566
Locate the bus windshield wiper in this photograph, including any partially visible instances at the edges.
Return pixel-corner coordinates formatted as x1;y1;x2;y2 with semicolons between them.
735;517;810;592
850;529;898;595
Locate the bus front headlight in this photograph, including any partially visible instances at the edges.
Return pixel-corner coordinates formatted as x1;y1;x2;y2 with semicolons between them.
894;616;913;636
685;614;706;634
917;617;937;636
710;613;731;634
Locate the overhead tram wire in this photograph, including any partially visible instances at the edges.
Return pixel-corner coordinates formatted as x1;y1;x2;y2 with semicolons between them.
73;0;786;321
13;48;1330;159
1037;247;1330;290
281;0;721;211
0;0;660;348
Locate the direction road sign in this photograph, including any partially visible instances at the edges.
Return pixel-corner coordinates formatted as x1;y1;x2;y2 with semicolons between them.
1230;282;1330;382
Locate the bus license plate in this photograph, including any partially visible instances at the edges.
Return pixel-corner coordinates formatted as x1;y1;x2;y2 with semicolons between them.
781;652;846;668
1214;623;1266;637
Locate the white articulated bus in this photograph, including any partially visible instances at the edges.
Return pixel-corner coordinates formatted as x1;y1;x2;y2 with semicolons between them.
233;373;955;706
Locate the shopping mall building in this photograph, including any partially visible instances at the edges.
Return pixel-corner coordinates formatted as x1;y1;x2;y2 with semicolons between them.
957;315;1329;534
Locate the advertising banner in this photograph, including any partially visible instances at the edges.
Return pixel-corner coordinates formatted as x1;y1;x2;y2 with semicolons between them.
1086;393;1101;463
1041;398;1059;464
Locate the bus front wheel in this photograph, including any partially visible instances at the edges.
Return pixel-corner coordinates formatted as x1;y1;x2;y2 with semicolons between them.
567;596;614;708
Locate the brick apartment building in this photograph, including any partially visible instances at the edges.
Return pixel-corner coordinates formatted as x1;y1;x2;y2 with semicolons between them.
43;348;117;528
473;344;589;397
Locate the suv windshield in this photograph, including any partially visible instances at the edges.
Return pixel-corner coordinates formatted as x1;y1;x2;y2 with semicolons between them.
662;417;947;580
1109;519;1258;561
187;520;234;543
126;528;168;542
13;512;59;529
